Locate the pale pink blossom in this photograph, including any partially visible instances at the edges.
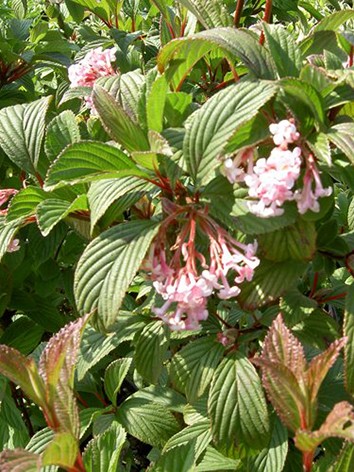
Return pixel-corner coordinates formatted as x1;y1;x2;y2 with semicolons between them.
295;155;332;214
68;47;117;111
222;148;254;184
7;239;20;253
269;119;300;147
146;203;259;331
245;147;302;217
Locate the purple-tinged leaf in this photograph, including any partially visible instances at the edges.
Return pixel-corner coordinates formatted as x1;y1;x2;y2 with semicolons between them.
38;314;90;436
0;345;45;407
261;314;306;379
0;449;42;471
305;337;347;404
254;359;306;431
295;402;354;453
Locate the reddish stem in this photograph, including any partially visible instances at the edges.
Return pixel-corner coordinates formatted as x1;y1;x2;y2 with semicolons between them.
303;451;314;472
259;0;272;45
318;292;347;304
349;45;354;67
233;0;244;27
309;272;319;298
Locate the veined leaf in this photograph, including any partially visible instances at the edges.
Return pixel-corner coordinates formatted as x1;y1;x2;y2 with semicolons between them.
208;353;270;449
196;446;241;471
313;9;354;32
83;422;126;472
158;28;276;90
104;358;132;406
0;96;51;174
36;195;88;236
163;420;211;457
44;141;145;190
329;443;354;472
87;177;152;232
93;85;149;152
45;110;81;162
134;321;170;384
328;122;354;164
6;187;47;223
263;24;302;78
247;416;288;472
237;260;306;310
184;80;277;186
116;398;180;447
0;219;21;262
74;220;159;331
171;337;224;403
177;0;232;29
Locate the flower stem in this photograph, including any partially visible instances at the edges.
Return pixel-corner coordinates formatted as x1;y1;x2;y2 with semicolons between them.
233;0;244;27
259;0;272;45
303;451;314;472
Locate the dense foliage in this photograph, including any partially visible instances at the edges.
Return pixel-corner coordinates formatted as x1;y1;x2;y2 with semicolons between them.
1;0;354;471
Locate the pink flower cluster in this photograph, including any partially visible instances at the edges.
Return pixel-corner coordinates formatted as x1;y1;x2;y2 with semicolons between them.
145;203;259;331
68;47;117;110
222;119;332;218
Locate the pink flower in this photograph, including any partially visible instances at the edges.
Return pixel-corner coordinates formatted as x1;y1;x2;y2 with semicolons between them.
245;147;302;217
269;119;300;147
295;155;332;214
146;203;259;331
7;238;20;253
221;148;254;184
68;47;117;111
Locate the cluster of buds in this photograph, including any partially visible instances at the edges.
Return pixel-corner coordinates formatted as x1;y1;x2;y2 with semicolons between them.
144;201;259;331
222;119;332;218
68;47;117;111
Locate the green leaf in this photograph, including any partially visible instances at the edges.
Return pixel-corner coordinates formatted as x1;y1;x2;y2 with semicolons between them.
171;337;224;403
307;132;331;165
314;9;354;32
0;316;44;355
0;450;42;472
344;284;354;396
42;433;78;468
280;78;325;129
116;398;180;447
184;80;277;186
135;321;170;384
6;187;47;223
83;422;126;472
329;443;354;472
328;123;354;164
93;85;149;152
177;0;232;28
349;199;354;231
196;446;241;471
44;141;143;190
146;75;169;133
258;220;317;262
36;195;88;236
263;24;302;78
74;220;159;331
208;353;270;449
12;0;27;18
0;219;20;262
163;420;212;457
0;96;51;174
104;358;132;406
247;416;288;472
154;442;196;472
158;28;276;90
87;177;151;232
237;260;306;310
45;110;81;162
